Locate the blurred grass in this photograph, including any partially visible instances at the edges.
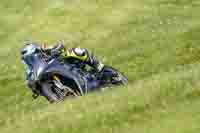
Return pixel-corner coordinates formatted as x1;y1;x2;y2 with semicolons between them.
0;0;200;132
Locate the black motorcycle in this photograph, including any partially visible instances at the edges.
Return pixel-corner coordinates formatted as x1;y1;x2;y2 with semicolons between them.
21;44;128;103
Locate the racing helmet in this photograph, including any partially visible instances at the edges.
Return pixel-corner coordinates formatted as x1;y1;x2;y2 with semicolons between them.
21;42;42;59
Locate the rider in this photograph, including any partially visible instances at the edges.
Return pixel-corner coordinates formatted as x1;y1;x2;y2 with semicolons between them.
42;43;104;73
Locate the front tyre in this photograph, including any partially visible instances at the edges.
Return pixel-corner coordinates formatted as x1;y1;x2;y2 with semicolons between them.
41;82;60;103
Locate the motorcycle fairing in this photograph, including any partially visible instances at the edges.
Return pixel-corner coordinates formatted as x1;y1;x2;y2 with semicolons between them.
37;58;88;95
23;53;88;95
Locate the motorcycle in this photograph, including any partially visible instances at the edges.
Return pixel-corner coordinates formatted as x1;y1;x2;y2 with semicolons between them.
22;45;128;103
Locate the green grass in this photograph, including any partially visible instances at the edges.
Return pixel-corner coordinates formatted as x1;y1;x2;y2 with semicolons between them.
0;0;200;132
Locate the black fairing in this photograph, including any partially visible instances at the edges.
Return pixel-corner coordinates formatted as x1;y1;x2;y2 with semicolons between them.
23;53;87;95
43;59;87;94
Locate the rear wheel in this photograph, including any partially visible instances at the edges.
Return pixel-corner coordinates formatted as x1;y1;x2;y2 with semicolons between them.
112;70;128;85
101;66;128;86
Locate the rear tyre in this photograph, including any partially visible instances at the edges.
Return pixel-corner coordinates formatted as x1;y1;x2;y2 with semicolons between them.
113;71;128;85
101;66;128;85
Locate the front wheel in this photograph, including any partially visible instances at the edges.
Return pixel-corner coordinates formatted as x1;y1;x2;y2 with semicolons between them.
41;82;60;103
41;81;79;103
